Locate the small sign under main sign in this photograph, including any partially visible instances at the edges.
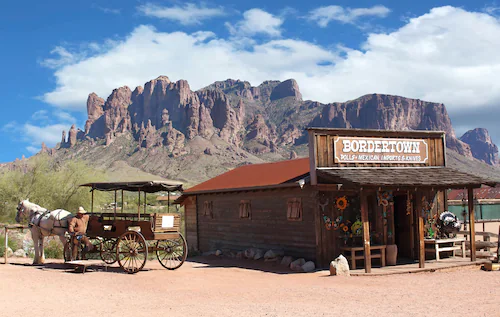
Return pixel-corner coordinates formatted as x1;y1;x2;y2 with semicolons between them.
333;136;429;164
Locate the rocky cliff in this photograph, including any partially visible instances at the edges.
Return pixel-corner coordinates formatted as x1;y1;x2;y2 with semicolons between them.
44;75;499;184
460;128;499;165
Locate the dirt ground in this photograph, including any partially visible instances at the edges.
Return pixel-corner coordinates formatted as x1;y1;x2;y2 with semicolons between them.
1;257;498;317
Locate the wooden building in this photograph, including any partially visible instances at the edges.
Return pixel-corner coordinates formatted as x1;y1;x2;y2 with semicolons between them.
178;128;496;272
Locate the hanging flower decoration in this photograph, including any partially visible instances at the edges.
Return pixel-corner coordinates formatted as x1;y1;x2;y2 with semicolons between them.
323;215;332;230
421;196;433;217
377;191;393;207
351;219;363;236
333;216;343;230
406;193;412;216
336;196;349;211
342;225;349;232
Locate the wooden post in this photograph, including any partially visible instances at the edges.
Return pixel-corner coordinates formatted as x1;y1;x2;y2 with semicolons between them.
144;192;147;214
4;227;7;264
168;191;170;212
360;191;371;273
415;191;425;268
138;189;141;220
468;187;476;262
114;190;117;220
91;189;94;215
497;225;500;264
418;214;425;268
121;190;124;213
308;131;318;185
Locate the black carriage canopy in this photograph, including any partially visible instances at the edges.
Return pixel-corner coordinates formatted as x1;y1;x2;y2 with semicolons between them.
79;180;183;193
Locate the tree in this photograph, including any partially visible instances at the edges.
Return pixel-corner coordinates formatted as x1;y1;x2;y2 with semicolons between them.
0;154;109;223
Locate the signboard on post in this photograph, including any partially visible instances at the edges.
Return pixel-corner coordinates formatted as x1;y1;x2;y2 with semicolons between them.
333;136;429;164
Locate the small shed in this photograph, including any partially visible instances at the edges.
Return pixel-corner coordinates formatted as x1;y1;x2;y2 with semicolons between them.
177;128;497;272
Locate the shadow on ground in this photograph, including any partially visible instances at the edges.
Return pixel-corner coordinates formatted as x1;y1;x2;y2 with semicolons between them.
186;255;306;274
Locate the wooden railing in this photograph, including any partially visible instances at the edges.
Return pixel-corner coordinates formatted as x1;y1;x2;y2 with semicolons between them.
1;224;29;264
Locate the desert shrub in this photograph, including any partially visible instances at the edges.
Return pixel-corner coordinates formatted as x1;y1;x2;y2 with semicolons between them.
0;233;23;257
43;239;64;259
0;154;108;223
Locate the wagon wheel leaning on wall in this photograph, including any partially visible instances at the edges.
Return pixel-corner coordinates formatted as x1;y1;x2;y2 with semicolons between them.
156;233;188;270
116;231;148;274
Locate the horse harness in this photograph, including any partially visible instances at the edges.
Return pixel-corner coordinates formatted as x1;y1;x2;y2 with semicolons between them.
28;209;68;236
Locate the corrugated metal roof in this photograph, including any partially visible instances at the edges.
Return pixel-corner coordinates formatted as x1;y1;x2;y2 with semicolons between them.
448;187;500;200
183;158;310;194
317;167;496;189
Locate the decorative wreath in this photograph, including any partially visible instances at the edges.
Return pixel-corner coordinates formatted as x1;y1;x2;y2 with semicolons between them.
351;220;363;236
377;191;393;207
336;196;349;211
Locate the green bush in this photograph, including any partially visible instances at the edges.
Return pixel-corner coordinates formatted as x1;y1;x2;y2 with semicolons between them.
0;154;108;224
44;239;64;259
0;234;23;257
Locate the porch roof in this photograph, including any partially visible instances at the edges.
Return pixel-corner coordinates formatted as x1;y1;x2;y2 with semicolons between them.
317;167;497;189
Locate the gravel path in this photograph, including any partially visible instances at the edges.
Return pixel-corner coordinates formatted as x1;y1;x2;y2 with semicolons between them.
1;257;498;317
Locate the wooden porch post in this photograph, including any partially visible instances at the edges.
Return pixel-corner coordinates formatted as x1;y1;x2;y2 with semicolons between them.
468;187;476;261
360;191;371;273
417;191;425;268
121;190;124;213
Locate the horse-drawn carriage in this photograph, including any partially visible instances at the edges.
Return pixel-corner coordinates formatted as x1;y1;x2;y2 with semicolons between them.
16;180;187;274
74;181;188;273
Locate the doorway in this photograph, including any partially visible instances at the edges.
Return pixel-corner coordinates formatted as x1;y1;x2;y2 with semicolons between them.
393;195;413;260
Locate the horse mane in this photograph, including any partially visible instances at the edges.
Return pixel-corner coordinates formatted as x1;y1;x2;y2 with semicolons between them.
22;200;47;213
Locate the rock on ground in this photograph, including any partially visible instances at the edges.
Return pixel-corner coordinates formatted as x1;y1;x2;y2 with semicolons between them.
281;256;293;267
302;261;316;273
290;258;306;271
330;254;350;276
14;249;27;258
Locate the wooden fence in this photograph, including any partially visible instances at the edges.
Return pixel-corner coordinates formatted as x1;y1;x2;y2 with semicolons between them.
1;224;29;264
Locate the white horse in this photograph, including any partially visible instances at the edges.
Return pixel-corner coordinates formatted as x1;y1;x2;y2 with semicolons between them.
15;199;74;264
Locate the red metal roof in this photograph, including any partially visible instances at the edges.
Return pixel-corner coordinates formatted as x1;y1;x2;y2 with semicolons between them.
448;187;500;200
184;158;310;194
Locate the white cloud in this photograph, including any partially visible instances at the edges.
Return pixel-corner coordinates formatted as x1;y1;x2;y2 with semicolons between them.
226;9;283;37
24;123;68;148
138;2;225;25
93;5;121;15
31;110;49;122
40;47;79;69
40;6;500;143
309;5;390;27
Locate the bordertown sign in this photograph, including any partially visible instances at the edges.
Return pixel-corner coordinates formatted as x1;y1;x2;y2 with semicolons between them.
333;136;429;164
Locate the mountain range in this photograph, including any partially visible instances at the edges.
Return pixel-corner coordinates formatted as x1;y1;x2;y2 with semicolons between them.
12;76;500;186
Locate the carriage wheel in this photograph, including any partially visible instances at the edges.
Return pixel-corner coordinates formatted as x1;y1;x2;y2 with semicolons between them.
86;238;102;260
117;231;148;274
100;238;118;264
156;233;188;270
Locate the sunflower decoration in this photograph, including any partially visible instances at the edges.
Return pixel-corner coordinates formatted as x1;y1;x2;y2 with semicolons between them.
342;225;349;232
335;196;349;211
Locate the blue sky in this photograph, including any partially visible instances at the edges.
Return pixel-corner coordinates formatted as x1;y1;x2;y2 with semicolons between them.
1;0;500;163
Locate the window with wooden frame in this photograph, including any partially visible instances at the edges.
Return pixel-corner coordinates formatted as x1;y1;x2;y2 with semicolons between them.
239;200;251;219
203;200;213;218
287;198;302;221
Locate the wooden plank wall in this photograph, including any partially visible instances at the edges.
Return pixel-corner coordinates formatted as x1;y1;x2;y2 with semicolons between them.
196;188;317;261
314;134;445;168
183;196;198;252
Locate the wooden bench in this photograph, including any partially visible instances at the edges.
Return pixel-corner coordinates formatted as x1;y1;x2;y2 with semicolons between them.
340;245;386;270
424;238;466;260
